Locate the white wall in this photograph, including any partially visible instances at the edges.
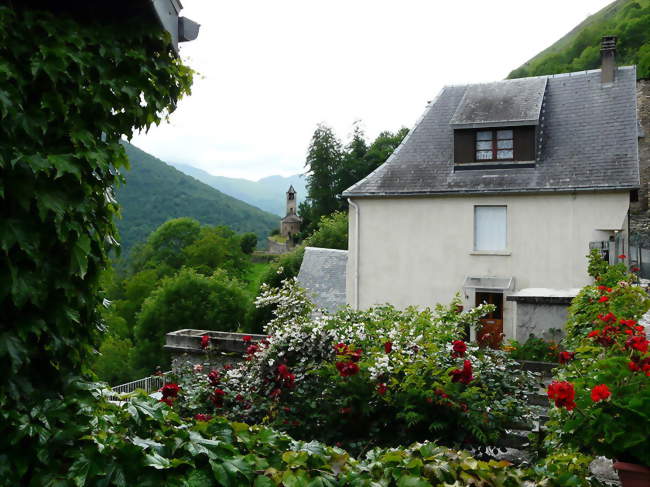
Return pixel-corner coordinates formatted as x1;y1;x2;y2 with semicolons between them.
346;191;630;339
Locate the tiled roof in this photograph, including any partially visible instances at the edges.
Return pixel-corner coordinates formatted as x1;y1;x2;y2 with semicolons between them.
297;247;347;313
343;67;639;197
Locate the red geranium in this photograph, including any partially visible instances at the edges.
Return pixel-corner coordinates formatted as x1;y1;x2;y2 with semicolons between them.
200;334;210;349
333;342;348;354
376;383;387;395
384;341;393;354
348;348;363;362
451;340;467;358
618;254;626;259
246;344;259;356
194;414;213;421
626;336;649;353
590;384;611;402
547;381;576;411
558;351;575;364
242;335;252;343
449;360;474;385
598;295;609;303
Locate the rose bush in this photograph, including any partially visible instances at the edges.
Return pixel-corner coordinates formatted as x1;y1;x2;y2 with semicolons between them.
170;277;538;453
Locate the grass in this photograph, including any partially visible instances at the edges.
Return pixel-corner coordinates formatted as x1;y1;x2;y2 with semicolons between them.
242;261;272;297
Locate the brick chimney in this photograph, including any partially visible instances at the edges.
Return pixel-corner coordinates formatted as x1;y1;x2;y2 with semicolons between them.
600;35;617;84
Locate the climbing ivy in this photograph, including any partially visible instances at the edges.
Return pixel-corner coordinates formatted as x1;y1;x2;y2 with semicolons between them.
0;5;192;483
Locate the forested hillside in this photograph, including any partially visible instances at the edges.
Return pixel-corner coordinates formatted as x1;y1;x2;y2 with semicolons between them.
170;162;307;216
115;142;279;252
509;0;650;79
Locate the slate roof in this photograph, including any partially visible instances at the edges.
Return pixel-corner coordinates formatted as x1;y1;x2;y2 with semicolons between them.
297;247;348;313
450;77;547;128
343;67;640;197
282;214;301;223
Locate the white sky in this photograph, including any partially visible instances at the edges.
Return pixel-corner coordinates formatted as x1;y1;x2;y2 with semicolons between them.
131;0;614;181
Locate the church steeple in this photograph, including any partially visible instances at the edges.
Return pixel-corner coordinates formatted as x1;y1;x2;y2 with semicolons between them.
286;185;296;215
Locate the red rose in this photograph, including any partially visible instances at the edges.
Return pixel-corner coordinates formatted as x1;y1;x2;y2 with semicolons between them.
591;384;611;402
159;397;175;407
376;383;387;395
200;334;210;349
242;335;252;343
339;407;352;415
210;388;225;407
587;330;600;338
223;364;233;370
451;340;467;358
626;335;649;353
270;388;282;399
194;414;213;421
618;254;626;259
277;364;289;377
159;383;180;399
384;341;393;354
449;360;473;385
598;296;609;303
246;344;259;355
335;361;359;377
348;348;363;362
547;381;576;411
208;370;220;386
558;351;575;364
334;343;348;355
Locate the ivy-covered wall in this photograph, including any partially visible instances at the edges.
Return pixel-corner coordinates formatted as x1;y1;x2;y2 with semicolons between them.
0;6;192;482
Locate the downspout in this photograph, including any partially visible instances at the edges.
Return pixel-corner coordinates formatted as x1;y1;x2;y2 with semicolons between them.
347;198;360;310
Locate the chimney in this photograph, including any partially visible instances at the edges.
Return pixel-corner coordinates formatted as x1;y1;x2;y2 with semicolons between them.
600;35;617;84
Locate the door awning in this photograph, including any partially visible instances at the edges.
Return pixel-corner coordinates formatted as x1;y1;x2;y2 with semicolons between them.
463;276;514;291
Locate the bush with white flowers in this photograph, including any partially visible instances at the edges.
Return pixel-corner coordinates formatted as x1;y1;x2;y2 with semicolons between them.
172;277;537;453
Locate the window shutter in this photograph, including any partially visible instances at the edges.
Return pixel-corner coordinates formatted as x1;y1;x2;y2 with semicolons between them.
513;126;535;161
454;129;475;163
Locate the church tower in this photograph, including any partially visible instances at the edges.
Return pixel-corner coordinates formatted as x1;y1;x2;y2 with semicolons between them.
280;185;301;239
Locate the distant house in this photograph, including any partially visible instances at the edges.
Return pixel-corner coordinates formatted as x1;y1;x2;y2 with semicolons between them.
343;37;640;344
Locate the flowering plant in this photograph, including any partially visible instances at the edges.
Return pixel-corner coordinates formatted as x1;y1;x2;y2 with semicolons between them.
171;278;537;452
545;253;650;466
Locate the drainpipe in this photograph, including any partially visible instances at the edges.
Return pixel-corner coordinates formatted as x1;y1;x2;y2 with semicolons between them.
347;198;360;310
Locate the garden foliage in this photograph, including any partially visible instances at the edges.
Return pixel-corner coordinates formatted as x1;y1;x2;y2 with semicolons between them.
0;6;192;482
545;251;650;467
172;278;538;453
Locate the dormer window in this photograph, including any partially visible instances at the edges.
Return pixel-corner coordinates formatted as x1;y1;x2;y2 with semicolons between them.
476;129;514;161
454;126;535;166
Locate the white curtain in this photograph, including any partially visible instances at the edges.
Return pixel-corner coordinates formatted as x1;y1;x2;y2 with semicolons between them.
474;206;507;251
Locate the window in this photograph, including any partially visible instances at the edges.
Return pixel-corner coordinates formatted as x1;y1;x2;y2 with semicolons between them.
475;129;513;161
474;206;507;251
453;126;535;165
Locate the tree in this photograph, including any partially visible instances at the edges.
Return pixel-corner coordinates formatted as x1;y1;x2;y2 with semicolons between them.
133;268;248;374
132;217;202;272
305;211;348;250
240;232;258;254
92;335;136;385
183;225;248;277
304;124;343;226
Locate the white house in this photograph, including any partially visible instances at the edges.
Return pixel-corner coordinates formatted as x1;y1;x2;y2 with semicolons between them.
342;40;640;344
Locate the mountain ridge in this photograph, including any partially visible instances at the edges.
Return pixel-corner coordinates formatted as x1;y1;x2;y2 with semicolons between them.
168;162;307;216
115;142;279;253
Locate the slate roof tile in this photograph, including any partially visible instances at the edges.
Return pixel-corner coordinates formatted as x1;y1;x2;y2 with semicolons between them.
343;67;640;197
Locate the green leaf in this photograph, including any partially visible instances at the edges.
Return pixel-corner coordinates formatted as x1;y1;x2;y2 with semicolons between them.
70;234;91;278
143;452;171;470
396;475;430;487
254;476;275;487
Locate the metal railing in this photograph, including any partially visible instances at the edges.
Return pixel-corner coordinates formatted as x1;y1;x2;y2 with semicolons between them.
109;372;170;401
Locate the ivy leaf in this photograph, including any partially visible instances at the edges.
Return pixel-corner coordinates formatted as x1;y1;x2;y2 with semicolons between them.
143;452;171;470
70;234;91;278
49;154;81;182
209;461;231;487
396;475;430;487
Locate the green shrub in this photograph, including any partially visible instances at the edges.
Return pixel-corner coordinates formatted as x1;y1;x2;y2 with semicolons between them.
134;268;248;374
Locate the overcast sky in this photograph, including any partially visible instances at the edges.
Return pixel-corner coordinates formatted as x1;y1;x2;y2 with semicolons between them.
130;0;614;181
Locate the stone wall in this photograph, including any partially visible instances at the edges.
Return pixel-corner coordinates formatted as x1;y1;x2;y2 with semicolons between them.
634;79;650;212
267;237;290;255
165;329;265;373
513;302;568;342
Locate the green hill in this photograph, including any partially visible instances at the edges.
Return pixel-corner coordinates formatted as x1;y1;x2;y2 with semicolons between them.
115;142;279;253
169;162;307;217
508;0;650;79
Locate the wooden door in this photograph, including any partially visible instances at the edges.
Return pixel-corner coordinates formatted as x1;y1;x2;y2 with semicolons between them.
476;292;504;348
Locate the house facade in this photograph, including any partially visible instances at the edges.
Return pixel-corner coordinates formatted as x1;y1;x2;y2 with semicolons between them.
343;43;640;343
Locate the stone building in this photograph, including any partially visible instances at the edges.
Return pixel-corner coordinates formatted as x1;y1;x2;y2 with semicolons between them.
280;185;301;238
